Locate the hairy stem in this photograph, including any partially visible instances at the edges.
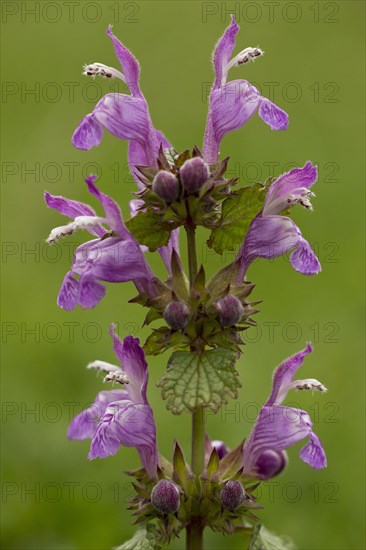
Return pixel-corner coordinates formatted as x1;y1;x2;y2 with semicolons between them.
185;222;205;550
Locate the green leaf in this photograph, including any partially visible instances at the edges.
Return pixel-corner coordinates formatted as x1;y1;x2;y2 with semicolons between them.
158;348;240;414
114;526;161;550
143;308;162;326
207;182;268;254
206;448;220;476
126;210;172;251
172;442;194;492
218;441;245;480
193;265;206;293
206;261;240;301
171;251;189;301
143;328;190;356
249;524;297;550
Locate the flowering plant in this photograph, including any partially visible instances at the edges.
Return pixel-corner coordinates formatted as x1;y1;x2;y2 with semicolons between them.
45;16;327;550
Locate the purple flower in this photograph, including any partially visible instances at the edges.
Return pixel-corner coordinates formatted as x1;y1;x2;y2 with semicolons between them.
203;16;288;163
72;27;179;273
45;175;155;310
243;343;327;474
68;325;159;478
67;389;128;440
236;162;321;279
72;26;167;173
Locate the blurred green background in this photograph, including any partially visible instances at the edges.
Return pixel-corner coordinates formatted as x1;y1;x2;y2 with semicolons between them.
1;1;365;549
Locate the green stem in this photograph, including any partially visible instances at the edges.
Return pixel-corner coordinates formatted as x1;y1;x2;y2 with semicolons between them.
186;519;204;550
191;407;205;476
185;222;205;550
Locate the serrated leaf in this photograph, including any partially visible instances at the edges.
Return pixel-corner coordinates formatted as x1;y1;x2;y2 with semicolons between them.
143;328;190;356
249;525;297;550
208;182;268;254
126;210;172;251
114;526;161;550
158;348;240;414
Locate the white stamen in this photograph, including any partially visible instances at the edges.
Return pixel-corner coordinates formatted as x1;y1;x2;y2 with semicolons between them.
277;378;327;402
287;190;314;210
225;47;264;74
104;370;129;385
294;380;327;392
83;62;126;83
46;216;107;244
87;360;121;373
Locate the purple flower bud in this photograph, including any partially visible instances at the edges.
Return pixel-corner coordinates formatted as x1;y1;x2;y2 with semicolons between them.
180;157;209;194
151;479;180;514
215;295;244;327
255;450;288;480
163;301;190;330
152;170;180;202
212;440;230;459
220;480;245;510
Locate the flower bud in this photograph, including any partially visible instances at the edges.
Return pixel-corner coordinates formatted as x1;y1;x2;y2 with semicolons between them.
151;479;180;514
152;170;180;202
215;295;244;327
212;440;230;460
180;157;209;194
163;301;190;330
255;450;288;480
220;480;245;510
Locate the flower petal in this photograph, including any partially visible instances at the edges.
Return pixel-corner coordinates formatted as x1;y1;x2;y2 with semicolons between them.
90;93;158;168
254;449;288;480
67;390;128;440
45;191;106;238
78;273;106;309
244;405;322;472
72;113;103;150
107;25;141;97
44;192;95;219
76;238;151;283
57;272;79;311
299;432;327;469
263;162;318;215
258;98;289;130
85;175;130;239
290;240;322;275
237;215;320;278
203;80;261;163
266;343;313;406
158;228;180;275
89;401;158;478
110;326;148;404
212;15;239;89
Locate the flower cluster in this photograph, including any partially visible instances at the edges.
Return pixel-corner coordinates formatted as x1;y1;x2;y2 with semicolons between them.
45;15;327;549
